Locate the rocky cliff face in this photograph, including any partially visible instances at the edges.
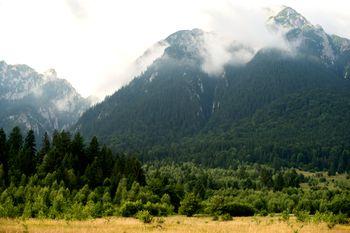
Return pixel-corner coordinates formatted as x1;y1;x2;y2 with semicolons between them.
0;61;92;140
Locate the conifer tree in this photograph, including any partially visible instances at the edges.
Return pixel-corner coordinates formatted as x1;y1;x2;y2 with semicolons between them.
0;129;7;183
38;132;50;165
87;136;99;163
21;130;36;176
70;133;86;175
0;129;7;166
7;127;23;181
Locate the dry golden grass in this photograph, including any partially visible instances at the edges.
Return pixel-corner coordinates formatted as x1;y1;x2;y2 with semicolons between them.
0;216;349;233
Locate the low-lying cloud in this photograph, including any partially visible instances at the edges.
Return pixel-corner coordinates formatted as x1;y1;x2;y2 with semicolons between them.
108;5;292;81
198;4;291;76
199;33;256;75
96;41;169;98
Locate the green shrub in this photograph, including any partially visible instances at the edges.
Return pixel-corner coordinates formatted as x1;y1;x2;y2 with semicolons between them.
313;212;349;228
143;201;172;216
258;209;268;216
281;210;290;221
327;194;350;217
294;210;310;222
119;201;142;217
331;213;349;225
222;202;255;216
178;193;200;217
205;196;255;217
67;202;91;220
220;213;232;221
136;210;153;223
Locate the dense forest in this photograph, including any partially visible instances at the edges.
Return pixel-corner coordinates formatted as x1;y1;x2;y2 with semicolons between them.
0;127;349;225
76;47;350;174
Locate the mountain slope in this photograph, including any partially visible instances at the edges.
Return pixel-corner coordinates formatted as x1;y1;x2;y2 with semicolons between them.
76;29;221;147
0;62;92;139
76;7;350;171
268;7;350;73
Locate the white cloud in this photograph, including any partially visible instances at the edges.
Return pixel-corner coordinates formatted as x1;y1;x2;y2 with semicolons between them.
0;0;348;98
199;3;291;75
65;0;87;19
97;41;169;96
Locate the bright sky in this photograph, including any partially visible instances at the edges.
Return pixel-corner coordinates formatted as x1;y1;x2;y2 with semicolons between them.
0;0;349;99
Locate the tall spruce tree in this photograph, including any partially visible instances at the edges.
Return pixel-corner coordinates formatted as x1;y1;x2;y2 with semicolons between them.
21;130;36;176
70;133;86;175
7;126;23;181
38;132;51;164
0;129;7;171
87;136;99;163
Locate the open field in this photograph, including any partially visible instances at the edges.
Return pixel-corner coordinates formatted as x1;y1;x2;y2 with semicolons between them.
0;216;349;233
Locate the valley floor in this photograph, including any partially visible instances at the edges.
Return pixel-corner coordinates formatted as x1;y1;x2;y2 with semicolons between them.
0;216;349;233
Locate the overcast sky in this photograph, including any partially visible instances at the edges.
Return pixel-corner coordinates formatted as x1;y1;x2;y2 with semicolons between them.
0;0;349;98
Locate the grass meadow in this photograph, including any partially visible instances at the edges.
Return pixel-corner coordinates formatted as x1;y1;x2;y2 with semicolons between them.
0;216;349;233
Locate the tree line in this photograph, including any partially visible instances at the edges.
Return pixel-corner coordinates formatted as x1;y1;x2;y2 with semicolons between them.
0;127;349;223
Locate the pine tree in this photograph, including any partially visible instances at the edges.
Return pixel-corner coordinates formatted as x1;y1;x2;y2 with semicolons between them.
178;193;200;217
38;149;60;176
8;127;23;153
126;157;145;185
21;130;36;176
0;164;5;187
7;127;23;181
100;145;114;178
128;181;140;201
87;136;99;164
0;129;7;183
84;157;103;188
102;192;113;216
0;129;7;166
70;133;86;175
114;178;128;204
273;172;284;191
38;132;50;165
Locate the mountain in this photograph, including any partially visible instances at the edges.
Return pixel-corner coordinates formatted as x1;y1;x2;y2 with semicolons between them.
0;62;92;140
268;7;350;74
75;29;219;145
75;6;350;172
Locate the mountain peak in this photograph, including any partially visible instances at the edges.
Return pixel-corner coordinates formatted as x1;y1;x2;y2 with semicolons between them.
163;28;206;60
165;28;205;50
165;28;204;43
0;60;92;138
268;6;312;30
43;68;58;80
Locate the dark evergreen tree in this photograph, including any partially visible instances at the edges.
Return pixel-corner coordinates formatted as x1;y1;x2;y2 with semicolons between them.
84;157;103;188
87;136;99;164
100;145;114;178
21;130;36;176
0;129;7;173
7;126;23;181
273;172;284;191
259;167;273;188
38;132;51;164
70;133;86;175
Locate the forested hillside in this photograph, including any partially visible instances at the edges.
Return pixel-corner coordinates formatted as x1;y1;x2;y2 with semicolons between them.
75;7;350;173
0;127;349;222
76;48;350;172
